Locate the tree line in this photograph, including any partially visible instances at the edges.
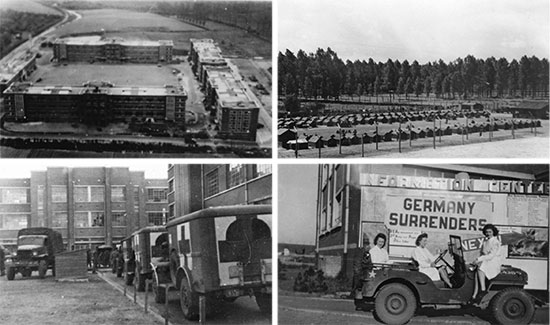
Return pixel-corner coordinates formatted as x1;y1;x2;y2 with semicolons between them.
279;48;549;101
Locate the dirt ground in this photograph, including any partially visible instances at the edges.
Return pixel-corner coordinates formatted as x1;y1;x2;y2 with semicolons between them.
0;273;161;325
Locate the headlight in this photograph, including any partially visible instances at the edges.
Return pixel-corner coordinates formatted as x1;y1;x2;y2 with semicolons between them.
5;258;12;264
12;252;17;257
33;251;38;256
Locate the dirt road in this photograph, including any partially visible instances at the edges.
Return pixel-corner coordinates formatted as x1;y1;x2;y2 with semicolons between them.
0;273;161;325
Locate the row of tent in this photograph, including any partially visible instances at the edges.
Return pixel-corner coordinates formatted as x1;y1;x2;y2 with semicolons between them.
279;109;491;129
280;119;542;150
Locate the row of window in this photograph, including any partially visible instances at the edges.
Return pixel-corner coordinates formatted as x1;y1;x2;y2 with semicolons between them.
203;164;272;198
0;211;165;230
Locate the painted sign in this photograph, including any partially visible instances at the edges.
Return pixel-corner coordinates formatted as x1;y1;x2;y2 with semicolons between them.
360;173;549;195
385;195;493;233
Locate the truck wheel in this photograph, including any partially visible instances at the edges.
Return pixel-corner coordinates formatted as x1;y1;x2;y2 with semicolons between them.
374;283;416;325
490;287;535;325
255;292;271;314
38;260;47;279
7;267;15;280
179;277;199;320
153;274;166;303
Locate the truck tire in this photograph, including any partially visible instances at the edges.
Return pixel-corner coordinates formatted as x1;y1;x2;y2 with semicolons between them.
255;292;271;314
374;283;416;325
7;267;15;280
179;277;199;320
490;287;535;325
38;260;47;279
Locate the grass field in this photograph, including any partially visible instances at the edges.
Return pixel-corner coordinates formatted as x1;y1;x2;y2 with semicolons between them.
1;0;62;15
53;9;203;36
30;63;180;86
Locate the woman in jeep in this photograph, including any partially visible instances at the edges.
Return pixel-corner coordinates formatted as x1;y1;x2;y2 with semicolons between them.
412;233;453;288
471;224;502;302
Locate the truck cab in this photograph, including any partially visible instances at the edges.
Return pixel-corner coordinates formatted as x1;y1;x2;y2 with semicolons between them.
5;227;64;280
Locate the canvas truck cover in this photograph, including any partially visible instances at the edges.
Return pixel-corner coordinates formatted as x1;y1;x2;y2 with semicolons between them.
18;227;64;254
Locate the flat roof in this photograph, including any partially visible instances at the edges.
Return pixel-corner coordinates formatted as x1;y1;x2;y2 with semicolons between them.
55;36;173;47
5;83;186;96
191;39;225;65
208;70;258;109
0;52;36;83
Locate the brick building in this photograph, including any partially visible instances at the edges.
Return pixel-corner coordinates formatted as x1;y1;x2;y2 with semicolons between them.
3;82;186;124
0;167;168;250
53;36;173;63
167;164;272;221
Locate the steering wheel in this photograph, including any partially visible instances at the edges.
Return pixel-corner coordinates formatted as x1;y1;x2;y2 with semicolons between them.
433;249;455;273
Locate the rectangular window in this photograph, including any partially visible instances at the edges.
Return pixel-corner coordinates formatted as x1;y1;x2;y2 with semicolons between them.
205;169;219;197
112;212;126;227
168;179;174;193
75;212;90;228
168;204;175;220
111;186;126;202
51;186;67;203
228;164;245;188
52;212;67;228
90;186;104;202
147;212;164;226
74;187;88;202
255;164;272;177
0;188;29;204
0;214;29;229
147;188;167;202
91;212;104;227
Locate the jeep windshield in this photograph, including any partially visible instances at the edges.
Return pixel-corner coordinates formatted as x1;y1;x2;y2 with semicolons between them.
18;235;47;246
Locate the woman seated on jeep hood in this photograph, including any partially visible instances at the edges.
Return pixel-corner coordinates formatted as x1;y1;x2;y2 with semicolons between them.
412;233;452;288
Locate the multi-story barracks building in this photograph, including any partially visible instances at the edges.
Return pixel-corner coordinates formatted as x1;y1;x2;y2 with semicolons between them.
0;167;168;250
167;164;272;222
315;164;548;295
188;39;227;83
203;66;260;141
0;52;37;96
3;82;187;125
53;36;173;63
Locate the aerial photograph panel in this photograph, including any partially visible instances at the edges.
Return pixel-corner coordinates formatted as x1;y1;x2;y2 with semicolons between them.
0;0;272;158
278;0;548;158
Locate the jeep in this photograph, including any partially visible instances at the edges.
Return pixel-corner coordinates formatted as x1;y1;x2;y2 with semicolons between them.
357;235;540;325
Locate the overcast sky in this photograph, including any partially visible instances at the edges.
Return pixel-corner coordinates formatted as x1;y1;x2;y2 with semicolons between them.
279;165;317;245
0;160;169;179
279;0;549;63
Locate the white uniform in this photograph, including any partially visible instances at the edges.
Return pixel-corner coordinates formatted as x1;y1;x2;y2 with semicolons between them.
370;245;389;264
477;236;502;280
411;246;439;281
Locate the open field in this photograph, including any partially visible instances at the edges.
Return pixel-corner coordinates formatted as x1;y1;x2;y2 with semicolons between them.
53;9;203;36
30;63;180;86
1;0;62;15
279;119;549;158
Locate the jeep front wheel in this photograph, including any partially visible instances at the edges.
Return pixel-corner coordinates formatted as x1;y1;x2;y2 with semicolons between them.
7;267;15;280
38;260;47;279
374;283;417;325
490;287;535;325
